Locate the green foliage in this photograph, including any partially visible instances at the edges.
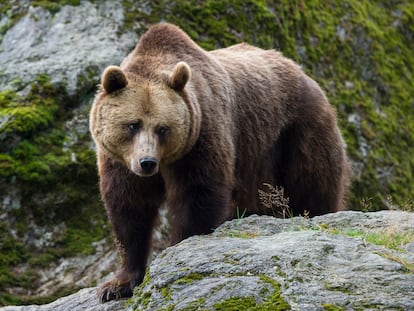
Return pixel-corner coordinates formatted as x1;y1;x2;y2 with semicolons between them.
362;230;414;251
319;224;414;251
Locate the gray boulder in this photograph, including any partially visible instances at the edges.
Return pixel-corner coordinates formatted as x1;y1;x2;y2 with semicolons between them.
2;211;413;311
0;288;124;311
0;1;137;94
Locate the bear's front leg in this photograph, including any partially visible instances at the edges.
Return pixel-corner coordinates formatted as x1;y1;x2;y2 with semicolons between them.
97;154;164;303
166;152;234;244
98;204;159;303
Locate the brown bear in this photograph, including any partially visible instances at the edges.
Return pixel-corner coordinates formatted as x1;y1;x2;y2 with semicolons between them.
89;23;350;302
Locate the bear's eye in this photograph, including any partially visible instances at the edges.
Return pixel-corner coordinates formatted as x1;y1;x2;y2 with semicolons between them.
156;126;169;137
128;122;141;133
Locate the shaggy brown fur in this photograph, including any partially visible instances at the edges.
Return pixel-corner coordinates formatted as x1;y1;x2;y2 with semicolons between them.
89;23;350;302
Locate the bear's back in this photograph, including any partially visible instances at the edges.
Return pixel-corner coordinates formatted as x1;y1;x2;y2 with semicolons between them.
209;43;302;80
129;24;208;64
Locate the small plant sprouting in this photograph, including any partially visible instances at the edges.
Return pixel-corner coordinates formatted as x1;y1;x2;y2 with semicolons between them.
236;206;247;219
258;183;291;218
360;197;373;212
385;195;414;212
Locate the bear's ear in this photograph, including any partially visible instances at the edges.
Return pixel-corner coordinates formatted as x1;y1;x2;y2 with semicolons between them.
101;66;128;93
168;62;191;91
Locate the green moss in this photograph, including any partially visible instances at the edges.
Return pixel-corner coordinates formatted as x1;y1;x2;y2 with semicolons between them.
0;75;61;141
0;154;13;176
133;272;211;309
179;298;208;311
286;1;414;210
31;0;81;13
213;296;257;310
28;253;57;268
323;304;346;311
125;0;278;50
256;275;291;311
228;230;259;239
0;221;36;306
212;275;290;311
131;268;155;310
174;273;205;285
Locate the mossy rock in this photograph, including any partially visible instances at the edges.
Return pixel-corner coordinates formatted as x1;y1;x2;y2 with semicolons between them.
0;74;107;305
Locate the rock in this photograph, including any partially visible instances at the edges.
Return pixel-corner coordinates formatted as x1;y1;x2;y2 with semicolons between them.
134;211;414;310
0;1;138;94
33;240;118;298
0;288;126;311
2;211;412;310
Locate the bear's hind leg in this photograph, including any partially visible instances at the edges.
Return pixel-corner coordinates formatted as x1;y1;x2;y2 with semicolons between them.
274;125;348;216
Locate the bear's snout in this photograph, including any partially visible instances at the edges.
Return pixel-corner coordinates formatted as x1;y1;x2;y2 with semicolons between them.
139;156;158;176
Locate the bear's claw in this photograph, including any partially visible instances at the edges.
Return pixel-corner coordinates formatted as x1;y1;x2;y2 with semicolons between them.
98;282;133;303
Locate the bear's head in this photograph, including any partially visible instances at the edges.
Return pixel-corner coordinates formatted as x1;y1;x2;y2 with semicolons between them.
90;62;200;177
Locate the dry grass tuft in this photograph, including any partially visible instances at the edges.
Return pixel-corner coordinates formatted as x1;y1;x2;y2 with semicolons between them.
258;183;291;218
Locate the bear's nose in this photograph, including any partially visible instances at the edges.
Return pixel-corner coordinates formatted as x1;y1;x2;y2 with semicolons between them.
139;157;158;174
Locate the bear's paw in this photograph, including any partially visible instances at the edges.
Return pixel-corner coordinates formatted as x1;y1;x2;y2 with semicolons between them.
97;278;133;303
